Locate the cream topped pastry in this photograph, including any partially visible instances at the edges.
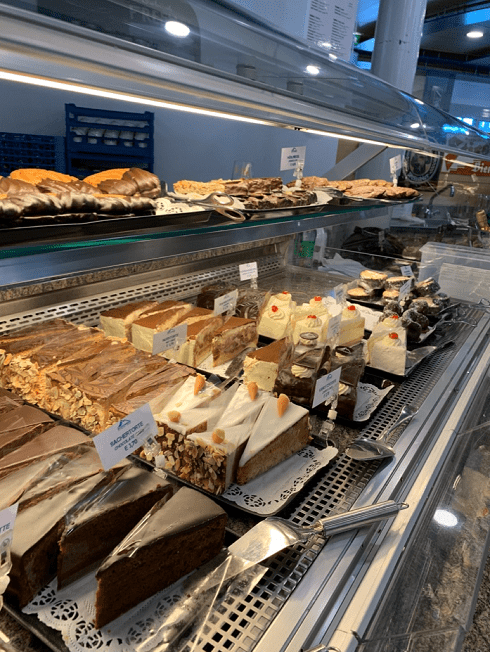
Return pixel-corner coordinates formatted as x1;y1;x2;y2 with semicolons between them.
257;291;296;340
338;305;365;347
369;331;406;375
292;313;328;344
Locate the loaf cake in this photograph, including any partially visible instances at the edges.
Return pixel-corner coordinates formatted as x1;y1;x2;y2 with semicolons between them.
94;486;227;628
211;316;258;366
236;394;310;485
57;465;174;588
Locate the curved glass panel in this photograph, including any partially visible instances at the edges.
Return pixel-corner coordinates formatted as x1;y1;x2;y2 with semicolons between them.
2;0;488;156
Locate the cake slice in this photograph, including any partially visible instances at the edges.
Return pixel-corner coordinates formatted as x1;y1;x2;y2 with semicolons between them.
0;405;54;457
94;486;227;629
243;338;291;392
338;305;365;347
211;316;258;366
57;465;174;588
0;424;91;479
99;300;159;340
0;388;24;415
257;291;296;340
131;300;193;352
236;394;311;485
163;308;224;366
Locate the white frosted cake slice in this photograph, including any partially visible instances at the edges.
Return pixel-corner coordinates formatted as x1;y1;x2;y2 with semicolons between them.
292;313;329;345
338;305;365;347
236;394;310;485
367;315;405;361
257;291;296;339
368;331;407;375
243;338;290;392
217;382;268;429
99;301;158;339
131;301;193;352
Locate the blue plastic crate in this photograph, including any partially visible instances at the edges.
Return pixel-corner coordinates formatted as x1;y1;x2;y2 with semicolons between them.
65;104;154;177
0;132;66;176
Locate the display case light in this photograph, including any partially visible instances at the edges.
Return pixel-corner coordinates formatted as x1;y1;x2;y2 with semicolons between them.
467;30;484;38
164;21;190;38
306;65;320;75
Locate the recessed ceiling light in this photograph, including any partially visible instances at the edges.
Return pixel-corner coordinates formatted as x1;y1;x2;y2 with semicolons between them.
306;65;320;75
467;30;484;38
164;21;190;38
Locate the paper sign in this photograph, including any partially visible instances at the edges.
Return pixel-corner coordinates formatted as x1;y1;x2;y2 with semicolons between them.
152;323;188;355
400;265;413;277
313;367;342;408
333;283;346;304
398;279;412;302
326;313;342;340
0;503;18;537
94;403;158;470
280;146;306;171
390;155;402;175
239;262;258;281
214;289;238;315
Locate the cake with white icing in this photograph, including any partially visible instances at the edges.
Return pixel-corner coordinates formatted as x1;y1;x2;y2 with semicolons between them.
236;394;310;485
338;305;365;347
369;331;406;375
257;291;296;340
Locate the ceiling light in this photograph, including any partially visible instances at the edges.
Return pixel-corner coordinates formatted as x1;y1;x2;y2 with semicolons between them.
467;30;484;38
164;21;190;38
306;65;320;75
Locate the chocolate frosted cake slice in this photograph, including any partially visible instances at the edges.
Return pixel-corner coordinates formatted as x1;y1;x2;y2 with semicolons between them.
0;406;54;457
58;465;174;588
94;486;227;628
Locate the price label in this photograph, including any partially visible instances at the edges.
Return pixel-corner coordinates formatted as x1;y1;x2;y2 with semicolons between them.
280;146;306;171
398;279;412;302
400;265;413;277
333;284;346;304
0;503;18;538
152;323;188;355
326;313;342;340
390;155;402;175
94;403;158;470
239;262;258;281
312;367;342;409
214;289;238;315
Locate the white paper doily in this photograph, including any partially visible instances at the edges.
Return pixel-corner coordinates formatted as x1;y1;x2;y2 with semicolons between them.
222;445;338;515
23;571;187;652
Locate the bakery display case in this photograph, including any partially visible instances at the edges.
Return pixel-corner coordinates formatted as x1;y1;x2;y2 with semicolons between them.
2;2;490;652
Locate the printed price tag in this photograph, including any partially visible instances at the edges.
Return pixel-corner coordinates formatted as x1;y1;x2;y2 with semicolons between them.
398;278;412;303
390;155;402;175
152;323;188;355
333;283;346;304
94;403;158;470
326;313;342;340
214;289;238;315
0;503;18;538
312;367;342;409
400;265;413;277
280;146;306;171
239;262;258;281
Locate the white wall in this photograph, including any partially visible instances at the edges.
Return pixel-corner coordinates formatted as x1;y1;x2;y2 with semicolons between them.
1;80;338;185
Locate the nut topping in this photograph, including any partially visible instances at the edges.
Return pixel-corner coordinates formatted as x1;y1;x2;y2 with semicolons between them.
167;410;181;423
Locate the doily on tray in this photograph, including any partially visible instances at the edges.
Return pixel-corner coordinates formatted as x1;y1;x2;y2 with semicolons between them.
222;445;338;515
24;571;186;652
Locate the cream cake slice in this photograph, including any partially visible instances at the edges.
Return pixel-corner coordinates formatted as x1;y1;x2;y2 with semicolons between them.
368;331;407;375
257;291;296;340
131;301;193;352
338;304;365;347
236;394;310;485
164;308;224;366
99;301;158;340
243;338;290;392
211;316;258;366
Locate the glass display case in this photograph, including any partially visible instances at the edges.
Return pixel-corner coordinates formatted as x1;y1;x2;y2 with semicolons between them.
1;3;490;652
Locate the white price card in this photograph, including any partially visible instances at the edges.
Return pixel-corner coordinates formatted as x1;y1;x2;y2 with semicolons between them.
94;403;158;470
152;323;188;355
326;313;342;340
214;289;238;315
313;367;342;409
333;283;346;304
280;146;306;171
239;262;258;281
390;155;402;175
400;265;413;277
0;503;18;538
398;278;412;302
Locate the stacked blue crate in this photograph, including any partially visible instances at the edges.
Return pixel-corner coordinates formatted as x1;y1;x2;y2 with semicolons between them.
65;104;154;178
0;133;66;176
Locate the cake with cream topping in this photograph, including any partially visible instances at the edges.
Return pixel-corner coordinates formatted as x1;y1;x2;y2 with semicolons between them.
369;331;407;375
130;300;193;352
257;291;296;340
243;338;291;392
338;305;365;347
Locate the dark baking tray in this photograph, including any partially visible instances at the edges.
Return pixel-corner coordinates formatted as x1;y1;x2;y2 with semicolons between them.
0;210;214;245
246;203;335;220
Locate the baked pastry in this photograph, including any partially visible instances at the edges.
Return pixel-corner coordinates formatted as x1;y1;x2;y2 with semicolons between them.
338;305;365;347
130;301;193;352
413;277;441;296
94;487;227;628
162;308;224;366
196;282;237;310
9;168;78;185
99;300;159;340
359;269;388;290
347;286;375;300
243;338;290;392
236;394;310;485
384;276;411;291
257;291;296;340
57;465;174;588
211;316;258;366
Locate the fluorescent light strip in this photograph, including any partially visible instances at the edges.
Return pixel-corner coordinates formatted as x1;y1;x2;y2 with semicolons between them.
0;69;270;126
301;127;396;147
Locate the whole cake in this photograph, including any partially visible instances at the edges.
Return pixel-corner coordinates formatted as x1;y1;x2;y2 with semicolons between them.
94;486;227;628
